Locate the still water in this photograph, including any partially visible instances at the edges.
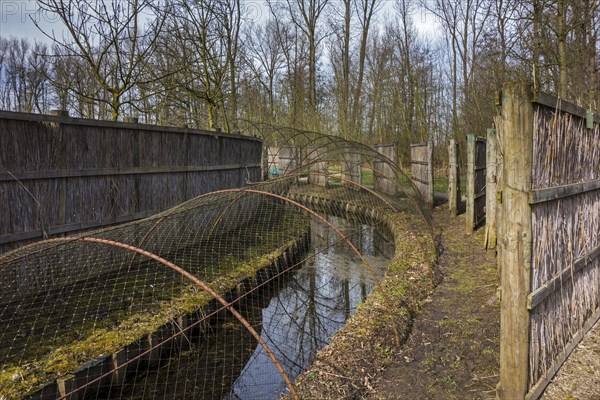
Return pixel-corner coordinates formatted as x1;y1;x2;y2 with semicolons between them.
120;216;393;400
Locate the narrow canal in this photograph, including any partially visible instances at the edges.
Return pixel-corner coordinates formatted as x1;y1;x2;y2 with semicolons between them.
118;215;394;400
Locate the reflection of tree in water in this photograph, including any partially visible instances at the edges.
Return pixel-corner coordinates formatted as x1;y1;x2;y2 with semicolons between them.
114;216;393;400
229;216;392;399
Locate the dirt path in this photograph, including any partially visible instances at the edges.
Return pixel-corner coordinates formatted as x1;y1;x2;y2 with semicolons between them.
366;206;500;400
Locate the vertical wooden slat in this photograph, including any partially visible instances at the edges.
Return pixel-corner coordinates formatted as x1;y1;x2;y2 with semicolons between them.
498;82;533;400
448;139;459;216
374;144;398;196
342;152;362;190
484;128;497;250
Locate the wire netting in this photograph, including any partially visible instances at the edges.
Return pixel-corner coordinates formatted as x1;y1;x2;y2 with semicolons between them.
0;126;431;400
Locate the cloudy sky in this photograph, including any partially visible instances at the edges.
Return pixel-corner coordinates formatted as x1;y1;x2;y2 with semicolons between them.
0;0;62;43
0;0;439;45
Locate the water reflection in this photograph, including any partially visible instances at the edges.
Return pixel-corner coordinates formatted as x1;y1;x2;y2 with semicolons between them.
227;216;392;400
117;216;393;400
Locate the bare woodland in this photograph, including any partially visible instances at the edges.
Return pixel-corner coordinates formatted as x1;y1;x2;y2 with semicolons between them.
0;0;598;159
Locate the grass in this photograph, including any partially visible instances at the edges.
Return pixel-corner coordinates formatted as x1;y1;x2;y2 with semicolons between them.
433;175;467;194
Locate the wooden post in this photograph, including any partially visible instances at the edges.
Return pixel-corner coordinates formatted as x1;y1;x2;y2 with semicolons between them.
494;115;504;274
465;134;475;234
448;139;459;216
427;140;434;206
498;82;533;400
484;128;497;250
262;145;269;180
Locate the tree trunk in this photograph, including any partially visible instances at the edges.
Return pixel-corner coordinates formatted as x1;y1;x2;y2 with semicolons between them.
557;0;568;98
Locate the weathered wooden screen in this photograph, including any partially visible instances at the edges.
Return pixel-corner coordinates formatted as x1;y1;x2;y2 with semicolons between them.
373;144;398;196
342;152;362;190
278;145;300;175
306;145;327;186
498;84;600;399
0;111;262;253
466;135;487;233
410;142;434;205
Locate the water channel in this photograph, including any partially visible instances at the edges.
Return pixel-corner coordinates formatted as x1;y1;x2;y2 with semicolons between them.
118;215;394;400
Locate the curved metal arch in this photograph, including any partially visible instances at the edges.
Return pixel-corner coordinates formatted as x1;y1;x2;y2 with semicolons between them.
264;140;433;232
189;187;399;298
15;236;299;400
265;172;400;213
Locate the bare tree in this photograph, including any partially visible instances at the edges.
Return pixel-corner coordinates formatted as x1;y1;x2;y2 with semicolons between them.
244;19;286;124
422;0;492;139
328;0;380;140
36;0;168;120
350;0;380;138
272;0;330;128
0;38;50;113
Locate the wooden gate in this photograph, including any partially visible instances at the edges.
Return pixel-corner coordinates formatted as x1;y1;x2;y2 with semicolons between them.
465;134;486;234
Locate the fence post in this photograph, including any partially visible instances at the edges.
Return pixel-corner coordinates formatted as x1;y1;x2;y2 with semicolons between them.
498;82;533;400
494;115;504;272
484;128;497;250
465;134;475;235
427;140;434;206
448;139;459;217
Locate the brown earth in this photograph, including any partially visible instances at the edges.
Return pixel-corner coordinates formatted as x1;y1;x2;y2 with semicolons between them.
365;206;501;400
365;205;600;400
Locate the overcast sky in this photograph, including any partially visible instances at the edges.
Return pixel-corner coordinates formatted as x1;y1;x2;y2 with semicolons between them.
0;0;438;45
0;0;60;43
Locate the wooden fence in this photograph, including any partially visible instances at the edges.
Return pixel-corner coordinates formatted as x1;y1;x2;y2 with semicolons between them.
465;134;487;234
0;111;262;253
498;83;600;399
373;144;398;196
410;142;434;205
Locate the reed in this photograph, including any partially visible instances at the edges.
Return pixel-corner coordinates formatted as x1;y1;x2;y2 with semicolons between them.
528;101;600;390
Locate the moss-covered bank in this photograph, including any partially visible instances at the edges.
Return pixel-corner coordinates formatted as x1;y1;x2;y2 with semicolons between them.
0;211;310;400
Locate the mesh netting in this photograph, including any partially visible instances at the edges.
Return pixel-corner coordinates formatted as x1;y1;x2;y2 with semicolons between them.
0;126;431;400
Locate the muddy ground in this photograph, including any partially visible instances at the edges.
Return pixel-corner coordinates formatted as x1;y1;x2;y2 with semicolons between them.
364;206;500;400
356;204;600;400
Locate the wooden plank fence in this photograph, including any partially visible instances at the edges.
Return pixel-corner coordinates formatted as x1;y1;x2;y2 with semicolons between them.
277;145;300;175
373;144;398;196
465;134;486;234
498;83;600;399
410;141;434;205
0;110;262;253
